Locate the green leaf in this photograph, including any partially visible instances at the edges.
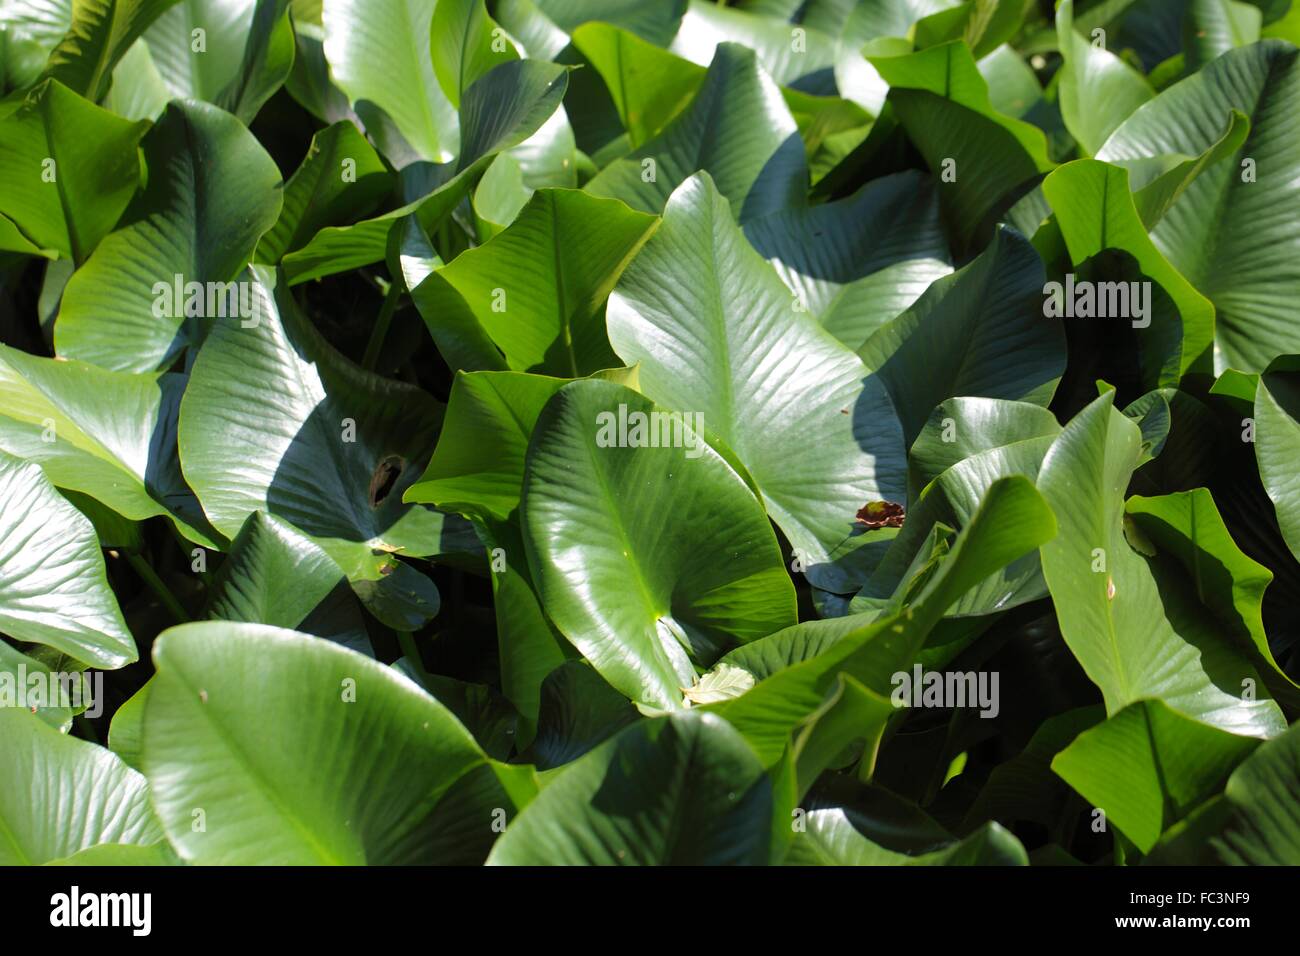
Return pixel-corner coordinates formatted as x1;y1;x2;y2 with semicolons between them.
214;0;296;124
205;511;345;630
404;370;566;521
1053;699;1258;853
907;396;1061;492
0;640;83;730
0;345;218;547
42;0;180;101
526;659;639;770
0;79;147;263
280;59;569;284
1126;487;1300;706
572;21;705;147
430;0;518;108
868;41;1054;252
859;226;1062;449
608;172;908;594
742;169;951;350
912;0;1025;60
858;398;1061;616
143;622;522;863
1212;718;1300;863
488;710;772;865
321;0;456;162
786;811;1027;865
1185;0;1262;73
254;119;391;263
522;378;796;710
585;42;808;222
1;0;76;91
1055;0;1153;156
1254;356;1300;564
1039;159;1214;383
55;99;283;372
713;475;1057;767
1037;391;1286;735
533;0;685;46
668;0;838;89
0;708;164;865
719;611;885;682
178;266;455;626
119;0;292;123
411;188;657;376
0;450;134;667
1097;41;1300;373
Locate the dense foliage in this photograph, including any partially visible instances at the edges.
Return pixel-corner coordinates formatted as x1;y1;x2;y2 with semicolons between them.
2;0;1300;867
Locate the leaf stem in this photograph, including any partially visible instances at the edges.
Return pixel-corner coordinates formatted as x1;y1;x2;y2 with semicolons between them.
361;278;401;371
397;629;429;685
127;553;191;625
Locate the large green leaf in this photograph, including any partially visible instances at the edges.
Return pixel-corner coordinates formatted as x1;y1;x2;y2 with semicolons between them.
1038;159;1215;383
533;0;685;46
0;0;76;90
254;119;390;263
742;169;951;351
522;378;796;710
1211;718;1300;863
0;344;218;547
1055;0;1153;156
0;449;134;668
786;812;1027;865
430;0;518;108
1037;391;1285;735
0;640;82;730
488;710;772;864
585;42;808;222
858;226;1062;449
1052;699;1258;853
1126;487;1300;705
0;708;164;865
143;622;528;863
868;41;1054;252
178;266;462;627
668;0;838;90
856;398;1061;616
411;188;656;375
1097;41;1300;373
608;172;908;594
713;475;1057;767
213;0;293;122
571;21;705;148
0;79;146;263
405;370;566;522
525;660;639;770
1254;355;1300;561
123;1;256;105
54;99;283;372
280;59;569;284
42;0;180;101
204;510;349;635
321;0;456;162
404;369;639;736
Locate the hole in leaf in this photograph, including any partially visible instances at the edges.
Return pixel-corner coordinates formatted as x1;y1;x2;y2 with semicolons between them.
369;455;405;508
